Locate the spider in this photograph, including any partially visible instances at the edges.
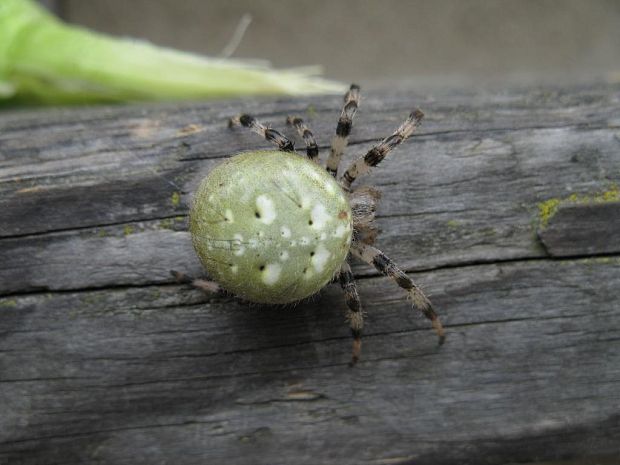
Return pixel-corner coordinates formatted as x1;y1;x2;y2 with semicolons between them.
172;84;444;365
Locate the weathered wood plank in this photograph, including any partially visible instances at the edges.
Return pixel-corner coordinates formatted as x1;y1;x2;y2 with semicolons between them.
1;84;620;464
1;258;619;465
1;87;620;294
1;85;619;238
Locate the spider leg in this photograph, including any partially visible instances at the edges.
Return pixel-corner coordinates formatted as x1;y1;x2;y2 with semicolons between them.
170;270;223;294
286;116;320;164
338;260;364;366
350;242;445;344
326;84;360;177
229;114;295;152
340;109;423;190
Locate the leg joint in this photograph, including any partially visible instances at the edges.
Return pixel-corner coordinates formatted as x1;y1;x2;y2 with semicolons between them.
239;114;255;127
344;293;361;313
364;147;384;167
336;119;352;137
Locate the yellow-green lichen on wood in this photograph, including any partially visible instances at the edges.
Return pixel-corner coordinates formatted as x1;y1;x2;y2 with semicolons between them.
537;184;619;229
159;218;174;230
580;256;620;266
171;192;181;207
538;198;561;228
0;298;18;308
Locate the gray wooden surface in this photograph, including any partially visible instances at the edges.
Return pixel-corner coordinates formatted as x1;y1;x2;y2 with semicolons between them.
1;84;620;465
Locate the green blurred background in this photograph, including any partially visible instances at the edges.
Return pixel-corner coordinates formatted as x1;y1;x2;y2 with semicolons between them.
41;0;620;88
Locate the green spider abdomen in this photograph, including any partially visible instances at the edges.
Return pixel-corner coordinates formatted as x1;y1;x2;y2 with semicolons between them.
190;150;353;304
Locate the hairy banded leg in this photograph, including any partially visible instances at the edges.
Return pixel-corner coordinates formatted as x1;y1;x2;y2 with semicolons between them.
286;116;319;163
170;270;223;294
229;114;295;152
350;242;445;343
338;260;364;366
340;109;423;190
326;84;360;177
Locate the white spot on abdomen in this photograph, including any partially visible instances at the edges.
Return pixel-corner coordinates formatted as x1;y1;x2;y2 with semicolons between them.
224;209;234;223
233;234;245;256
333;224;350;238
280;226;291;238
280;251;289;261
310;204;331;230
311;244;331;273
262;263;282;285
256;195;276;224
301;196;312;210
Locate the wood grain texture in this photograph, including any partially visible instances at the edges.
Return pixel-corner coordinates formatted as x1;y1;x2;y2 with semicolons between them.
1;84;619;464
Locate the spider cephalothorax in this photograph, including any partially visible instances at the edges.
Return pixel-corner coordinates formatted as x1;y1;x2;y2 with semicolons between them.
173;85;444;365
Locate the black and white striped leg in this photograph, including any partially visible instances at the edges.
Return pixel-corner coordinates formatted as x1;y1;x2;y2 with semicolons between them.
326;84;360;177
170;270;223;295
338;260;364;366
340;109;423;190
229;114;295;152
286;116;320;163
350;242;445;344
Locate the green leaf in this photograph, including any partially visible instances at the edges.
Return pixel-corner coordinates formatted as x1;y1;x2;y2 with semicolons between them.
0;0;344;105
